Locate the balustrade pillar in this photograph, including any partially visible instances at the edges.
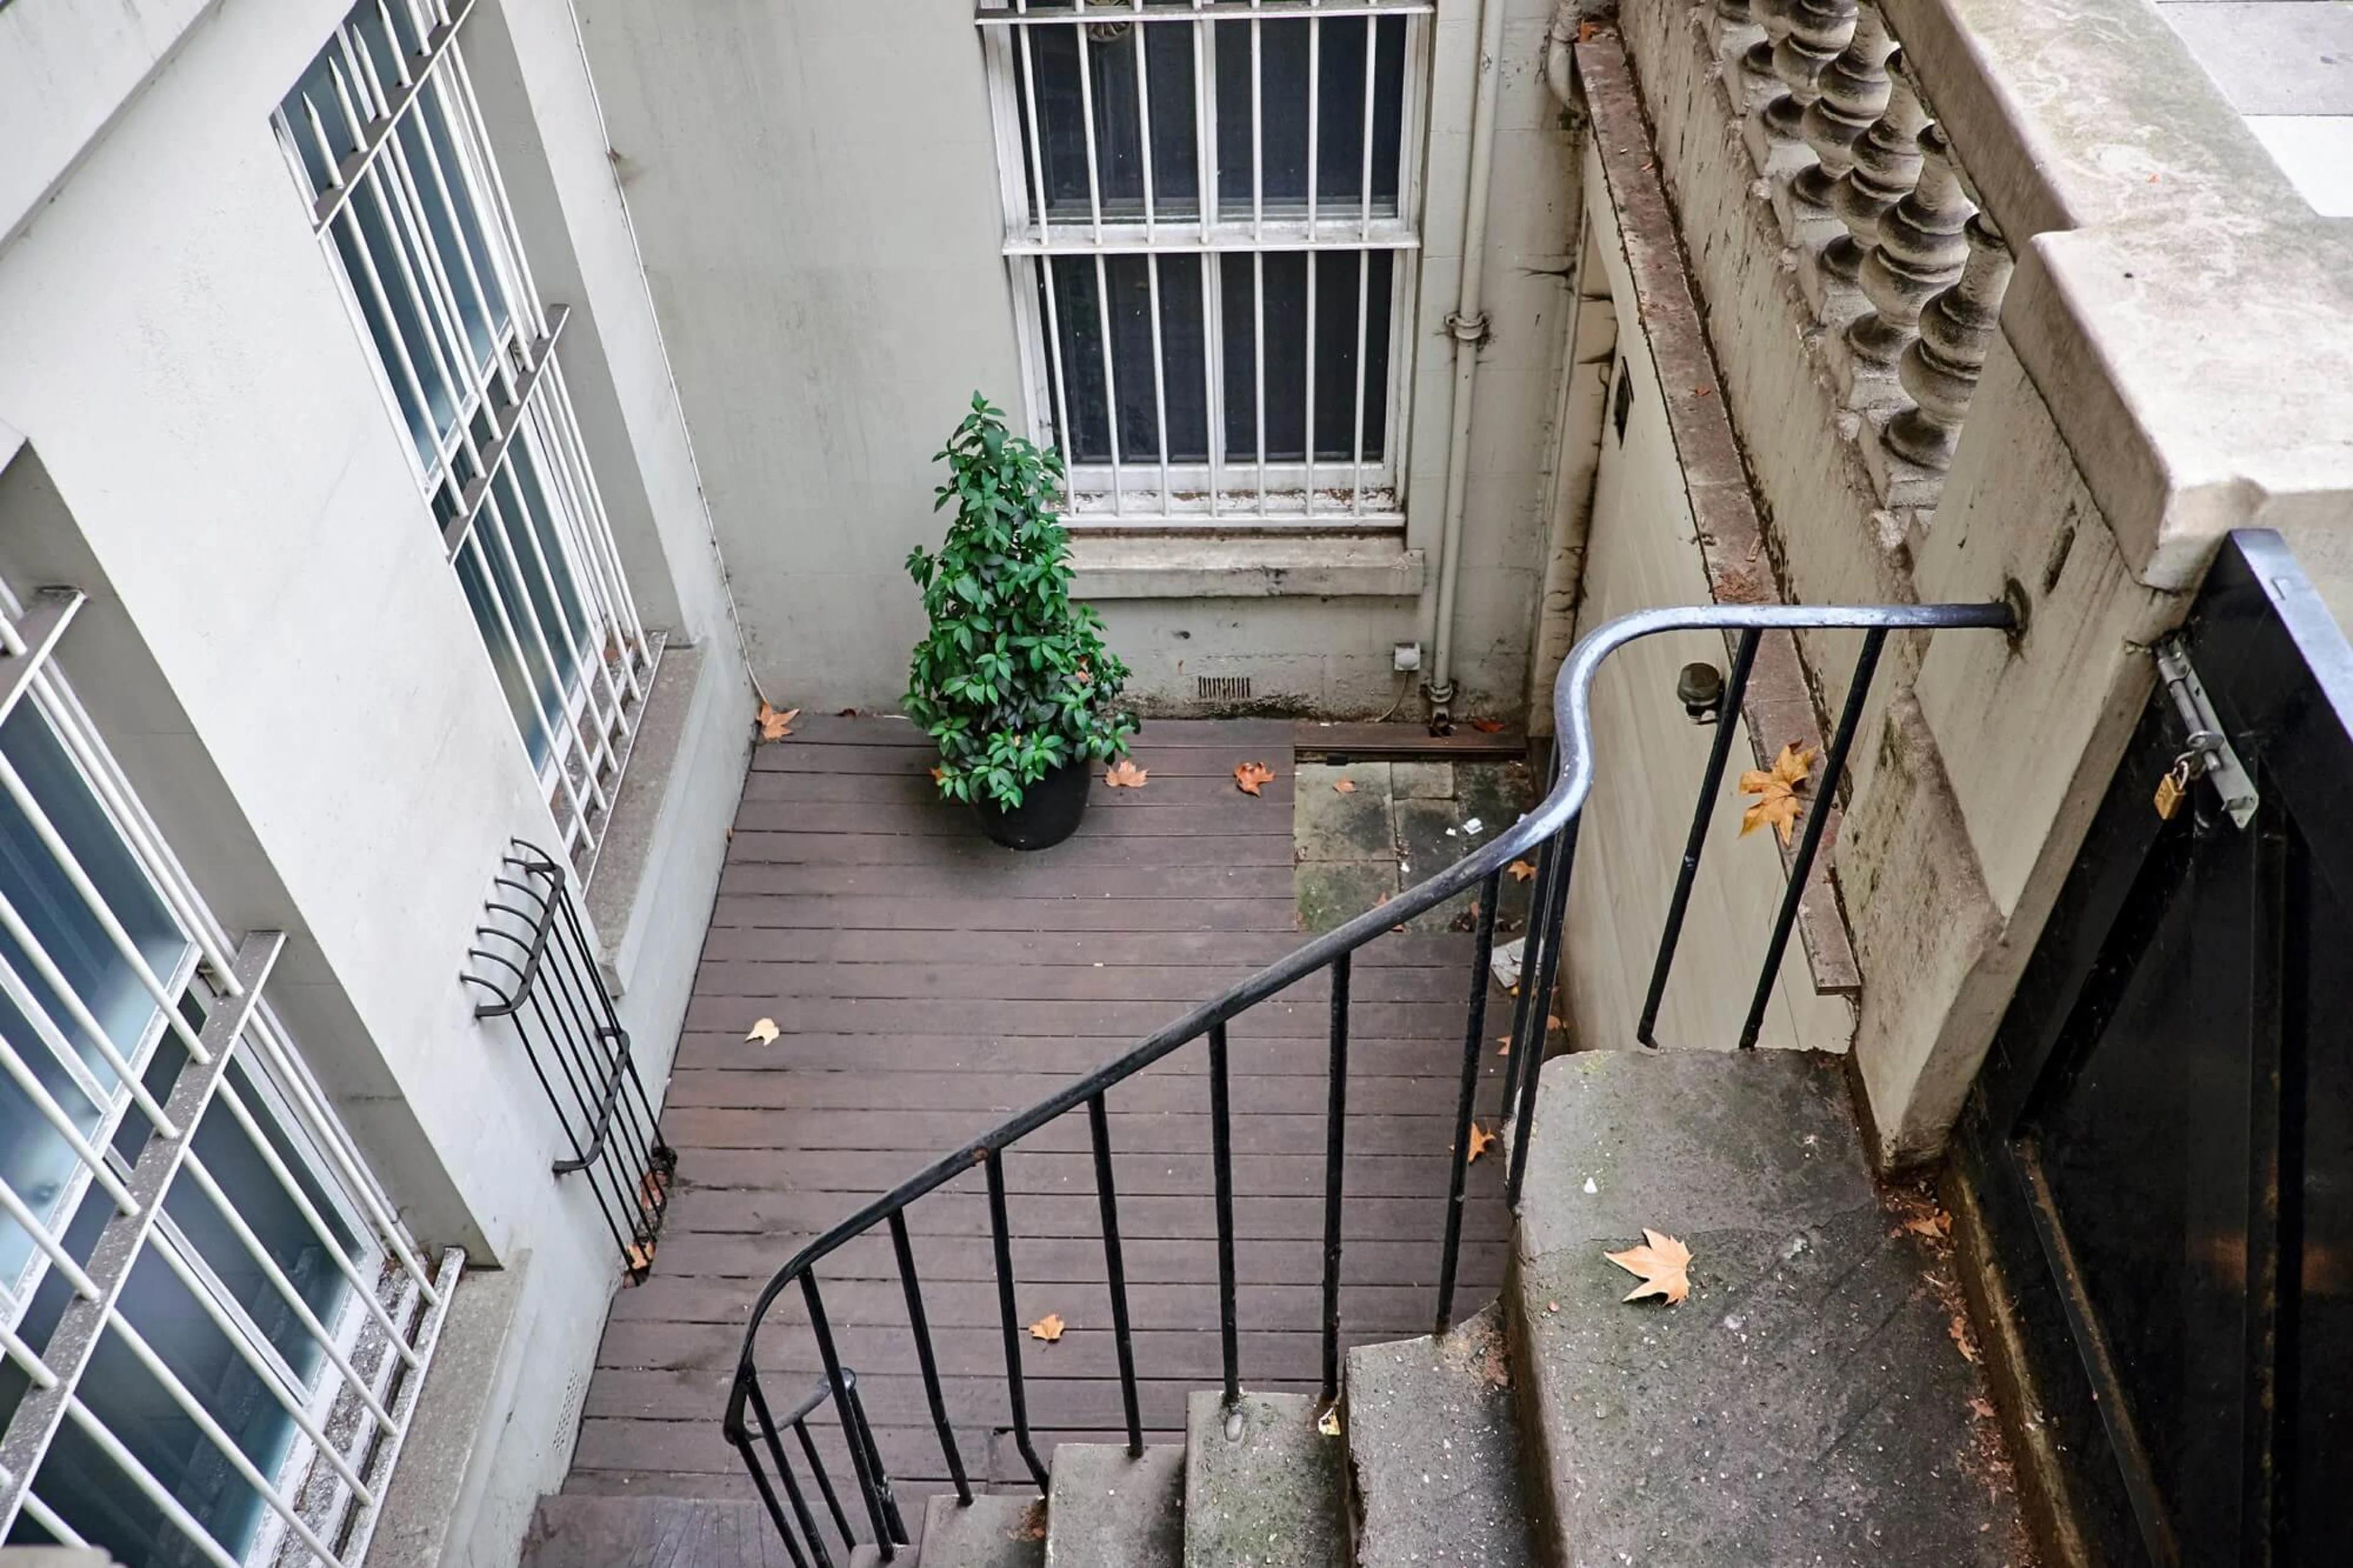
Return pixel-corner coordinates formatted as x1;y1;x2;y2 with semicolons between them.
1745;0;1800;134
1777;0;1859;197
1799;7;1892;214
1823;46;1923;286
1885;213;2014;471
1841;121;1969;403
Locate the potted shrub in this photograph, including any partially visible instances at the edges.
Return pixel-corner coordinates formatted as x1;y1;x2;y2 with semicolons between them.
903;395;1138;850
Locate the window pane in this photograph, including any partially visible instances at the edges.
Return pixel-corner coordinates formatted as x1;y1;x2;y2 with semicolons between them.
457;534;558;768
1313;18;1409;215
499;433;594;665
1046;256;1208;467
1221;251;1392;464
1022;20;1201;224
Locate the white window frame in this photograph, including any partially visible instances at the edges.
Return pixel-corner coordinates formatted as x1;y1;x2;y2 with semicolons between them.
270;0;659;876
979;0;1433;530
0;588;462;1566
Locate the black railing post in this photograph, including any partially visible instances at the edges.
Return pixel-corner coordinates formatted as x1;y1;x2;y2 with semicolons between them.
1319;954;1351;1406
1086;1093;1145;1457
1208;1021;1241;1407
730;1374;815;1568
1639;627;1763;1047
1436;873;1502;1334
983;1150;1051;1491
801;1274;896;1559
844;1377;906;1543
1738;628;1887;1051
888;1211;973;1504
746;1373;833;1568
792;1414;854;1549
1508;820;1577;1209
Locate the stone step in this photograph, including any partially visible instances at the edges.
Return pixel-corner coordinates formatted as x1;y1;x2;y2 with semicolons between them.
1343;1303;1538;1568
847;1493;1044;1568
522;1494;803;1567
1182;1390;1348;1568
1508;1050;2032;1566
1044;1442;1186;1568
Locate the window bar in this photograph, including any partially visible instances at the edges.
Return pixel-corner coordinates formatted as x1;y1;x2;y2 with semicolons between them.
59;1398;241;1568
208;1073;426;1371
1202;256;1223;520
0;1318;56;1391
440;41;552;344
0;1177;100;1303
1737;629;1887;1051
102;1310;354;1566
172;1151;400;1434
1145;259;1174;509
531;366;654;692
1134;15;1159;243
1015;0;1051;252
15;1490;81;1547
457;526;597;846
0;756;219;1077
1132;24;1176;511
303;0;480;233
1091;254;1127;513
0;932;282;1540
1253;254;1270;515
887;1211;973;1505
1305;17;1320;516
499;414;633;770
1250;12;1268;516
1305;255;1319;518
1353;23;1376;515
0;589;85;723
0;920;180;1183
0;939;129;1136
1075;20;1105;245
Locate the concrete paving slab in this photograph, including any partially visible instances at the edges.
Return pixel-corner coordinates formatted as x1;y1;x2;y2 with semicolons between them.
1390;761;1456;799
1295;859;1400;934
852;1494;1043;1568
1293;762;1397;863
1510;1051;2030;1567
2158;1;2353;115
1345;1305;1537;1568
1182;1391;1347;1568
1045;1444;1184;1568
2249;113;2353;214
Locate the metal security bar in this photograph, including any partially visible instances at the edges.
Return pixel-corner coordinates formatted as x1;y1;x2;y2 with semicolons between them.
466;841;674;1282
980;0;1433;527
271;0;659;877
0;588;461;1564
725;600;2016;1560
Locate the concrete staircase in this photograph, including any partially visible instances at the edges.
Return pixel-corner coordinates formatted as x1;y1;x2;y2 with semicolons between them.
524;1051;2029;1568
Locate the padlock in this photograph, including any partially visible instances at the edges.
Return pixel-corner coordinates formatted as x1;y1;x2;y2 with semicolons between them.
2153;754;2194;820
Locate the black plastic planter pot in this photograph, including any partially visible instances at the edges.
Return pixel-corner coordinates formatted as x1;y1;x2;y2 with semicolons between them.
972;757;1092;850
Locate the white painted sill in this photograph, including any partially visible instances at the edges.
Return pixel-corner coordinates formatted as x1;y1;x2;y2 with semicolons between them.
1067;534;1428;600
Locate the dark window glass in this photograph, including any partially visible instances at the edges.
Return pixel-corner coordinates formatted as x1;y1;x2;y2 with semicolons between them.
1220;250;1393;463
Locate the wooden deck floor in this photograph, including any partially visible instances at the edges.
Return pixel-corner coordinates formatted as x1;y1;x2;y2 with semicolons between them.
566;716;1516;1509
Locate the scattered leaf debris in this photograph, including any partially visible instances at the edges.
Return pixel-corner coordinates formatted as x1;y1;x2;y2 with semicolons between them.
1233;760;1277;795
1028;1312;1066;1344
1738;741;1816;845
756;701;800;742
1316;1406;1343;1437
1604;1229;1694;1305
1467;1122;1499;1164
745;1017;781;1045
1104;758;1150;788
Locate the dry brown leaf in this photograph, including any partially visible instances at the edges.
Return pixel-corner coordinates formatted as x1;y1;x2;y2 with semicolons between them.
1104;758;1150;789
1738;741;1816;845
1467;718;1507;733
1466;1122;1499;1164
756;701;800;742
1949;1314;1979;1363
930;767;947;784
1496;1036;1512;1057
1968;1396;1997;1422
1333;778;1357;794
1903;1213;1953;1241
626;1240;656;1274
1546;1014;1564;1031
745;1017;781;1045
1507;860;1537;882
1316;1406;1343;1437
1028;1312;1066;1344
1604;1229;1694;1305
1233;760;1277;795
1575;18;1601;41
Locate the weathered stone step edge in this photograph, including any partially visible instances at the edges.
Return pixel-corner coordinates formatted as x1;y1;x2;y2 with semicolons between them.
1182;1388;1348;1568
1044;1442;1185;1568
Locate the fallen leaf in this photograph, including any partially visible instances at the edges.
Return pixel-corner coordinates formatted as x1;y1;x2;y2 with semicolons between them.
1968;1396;1997;1422
756;701;800;742
1604;1229;1694;1305
930;767;947;784
1507;860;1537;882
638;1166;669;1211
1028;1312;1065;1344
1694;386;1714;398
1467;1122;1499;1164
626;1240;656;1273
837;706;859;718
745;1017;780;1045
1949;1314;1979;1363
1546;1014;1564;1031
1467;718;1507;733
1233;760;1277;795
1333;778;1357;794
1576;18;1600;41
1903;1213;1953;1241
1316;1406;1343;1437
1104;758;1150;789
1496;1036;1512;1057
1738;741;1816;846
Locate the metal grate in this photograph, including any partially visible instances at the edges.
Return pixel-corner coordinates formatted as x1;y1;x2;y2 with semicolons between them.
466;841;674;1281
1195;674;1253;702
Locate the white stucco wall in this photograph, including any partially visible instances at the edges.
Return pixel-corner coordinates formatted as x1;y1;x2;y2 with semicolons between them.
0;0;749;1557
570;0;1580;718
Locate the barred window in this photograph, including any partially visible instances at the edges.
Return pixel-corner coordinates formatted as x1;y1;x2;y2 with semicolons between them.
272;0;658;874
980;1;1433;527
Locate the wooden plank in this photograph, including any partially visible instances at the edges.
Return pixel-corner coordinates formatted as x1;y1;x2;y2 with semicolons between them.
1293;721;1528;760
646;1232;1509;1287
714;862;1295;901
678;994;1480;1039
662;1067;1499;1117
706;893;1302;933
719;830;1293;870
672;1034;1503;1078
729;801;1296;838
691;960;1475;1004
694;926;1471;966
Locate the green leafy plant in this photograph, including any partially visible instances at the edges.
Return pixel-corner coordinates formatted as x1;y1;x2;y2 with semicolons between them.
903;394;1137;809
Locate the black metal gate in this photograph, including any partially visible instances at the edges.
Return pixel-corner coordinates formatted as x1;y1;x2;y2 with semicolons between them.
1959;531;2351;1567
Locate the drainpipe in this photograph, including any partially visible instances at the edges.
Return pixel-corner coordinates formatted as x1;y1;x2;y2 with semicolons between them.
1425;0;1512;724
1545;0;1578;109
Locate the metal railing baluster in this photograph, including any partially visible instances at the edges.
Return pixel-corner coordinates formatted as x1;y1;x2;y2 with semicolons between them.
1509;820;1577;1208
793;1412;854;1548
802;1274;898;1557
845;1378;907;1543
889;1211;974;1504
740;1374;825;1568
1738;628;1888;1051
1639;627;1764;1047
1319;953;1351;1404
1210;1021;1241;1406
985;1151;1052;1491
1436;873;1502;1333
1088;1093;1146;1457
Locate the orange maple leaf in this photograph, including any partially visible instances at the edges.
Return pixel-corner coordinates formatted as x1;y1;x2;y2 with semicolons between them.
1604;1229;1693;1305
1738;742;1816;845
1233;760;1277;795
1507;860;1537;882
1466;1122;1499;1164
1333;778;1357;794
756;701;800;742
1028;1312;1066;1344
1104;758;1149;789
1467;718;1507;733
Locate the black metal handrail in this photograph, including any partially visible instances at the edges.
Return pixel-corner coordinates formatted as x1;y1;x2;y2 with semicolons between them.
722;603;2014;1558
